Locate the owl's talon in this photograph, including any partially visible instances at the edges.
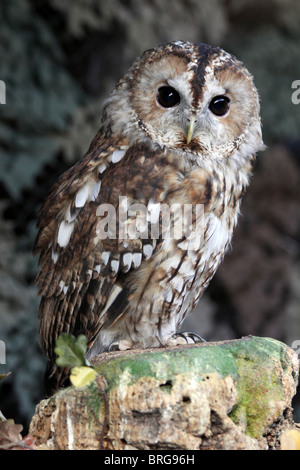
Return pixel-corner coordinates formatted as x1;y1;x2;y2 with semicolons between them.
108;341;120;352
163;335;187;346
108;339;133;352
174;331;206;344
172;332;189;344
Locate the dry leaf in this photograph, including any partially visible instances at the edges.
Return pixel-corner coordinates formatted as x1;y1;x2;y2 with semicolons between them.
0;419;23;449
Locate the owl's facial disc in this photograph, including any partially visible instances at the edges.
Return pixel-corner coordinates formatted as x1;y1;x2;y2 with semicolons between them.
125;43;262;154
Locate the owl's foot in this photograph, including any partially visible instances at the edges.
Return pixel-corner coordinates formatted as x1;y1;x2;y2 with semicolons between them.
172;331;206;344
107;331;206;352
108;339;133;352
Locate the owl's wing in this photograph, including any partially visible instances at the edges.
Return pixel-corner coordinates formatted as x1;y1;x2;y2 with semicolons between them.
34;136;168;367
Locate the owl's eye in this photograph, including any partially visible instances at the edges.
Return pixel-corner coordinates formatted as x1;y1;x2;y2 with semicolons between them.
209;96;230;116
157;86;180;108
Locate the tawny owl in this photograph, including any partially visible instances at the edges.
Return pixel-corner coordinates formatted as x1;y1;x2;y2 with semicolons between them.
34;41;264;393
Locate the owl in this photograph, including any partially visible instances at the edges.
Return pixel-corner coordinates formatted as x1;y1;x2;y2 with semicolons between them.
34;41;264;394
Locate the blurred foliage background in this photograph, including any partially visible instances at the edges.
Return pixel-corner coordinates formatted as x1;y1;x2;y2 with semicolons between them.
0;0;299;432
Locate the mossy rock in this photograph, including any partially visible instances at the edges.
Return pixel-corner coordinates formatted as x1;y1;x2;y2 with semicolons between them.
29;336;299;450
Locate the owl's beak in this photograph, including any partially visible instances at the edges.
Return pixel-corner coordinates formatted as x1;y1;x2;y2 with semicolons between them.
186;117;195;144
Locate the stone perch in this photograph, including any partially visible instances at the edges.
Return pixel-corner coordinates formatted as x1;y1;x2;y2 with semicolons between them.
29;336;299;450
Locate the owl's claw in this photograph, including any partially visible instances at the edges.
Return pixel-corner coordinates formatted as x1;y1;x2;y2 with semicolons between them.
173;331;206;344
108;339;133;352
107;332;206;352
108;341;119;352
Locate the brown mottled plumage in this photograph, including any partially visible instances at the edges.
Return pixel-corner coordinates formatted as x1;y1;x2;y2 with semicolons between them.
34;41;264;394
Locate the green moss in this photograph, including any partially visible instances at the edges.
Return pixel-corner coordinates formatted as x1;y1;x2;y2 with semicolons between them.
229;337;292;438
86;337;297;440
85;381;104;421
93;342;240;392
230;359;283;438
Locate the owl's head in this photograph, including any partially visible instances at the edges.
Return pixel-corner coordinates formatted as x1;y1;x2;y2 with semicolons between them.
104;41;264;161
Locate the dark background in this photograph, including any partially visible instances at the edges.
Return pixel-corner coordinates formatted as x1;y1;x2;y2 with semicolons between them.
0;0;299;432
